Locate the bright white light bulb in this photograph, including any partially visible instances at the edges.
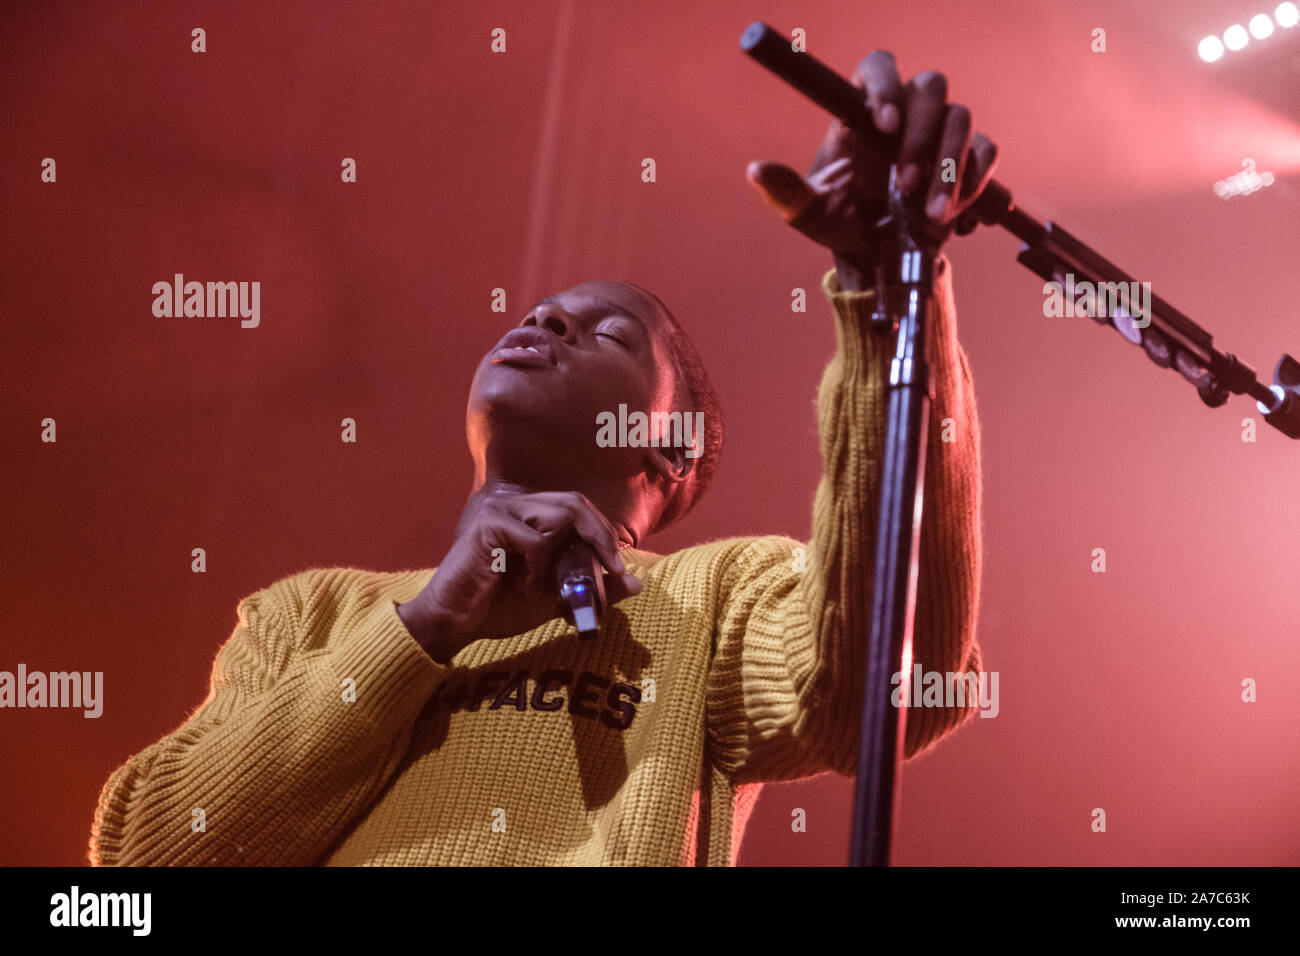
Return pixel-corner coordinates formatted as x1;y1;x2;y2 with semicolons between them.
1250;13;1275;38
1198;35;1225;60
1277;2;1300;27
1224;23;1250;49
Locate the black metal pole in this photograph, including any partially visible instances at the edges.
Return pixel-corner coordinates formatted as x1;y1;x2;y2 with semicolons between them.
851;235;937;866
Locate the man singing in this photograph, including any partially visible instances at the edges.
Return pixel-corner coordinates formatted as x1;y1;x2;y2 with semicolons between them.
90;52;993;866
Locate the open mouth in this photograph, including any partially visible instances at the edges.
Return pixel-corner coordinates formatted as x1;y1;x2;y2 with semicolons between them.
491;328;558;366
491;344;555;367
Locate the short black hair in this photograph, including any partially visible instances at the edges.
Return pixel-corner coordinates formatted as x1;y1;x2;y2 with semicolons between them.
628;284;724;535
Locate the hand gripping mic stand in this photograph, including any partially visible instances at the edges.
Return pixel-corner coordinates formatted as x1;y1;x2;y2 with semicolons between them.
739;20;1300;868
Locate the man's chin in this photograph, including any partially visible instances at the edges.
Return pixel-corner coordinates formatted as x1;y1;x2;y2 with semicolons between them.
470;364;559;407
467;383;563;442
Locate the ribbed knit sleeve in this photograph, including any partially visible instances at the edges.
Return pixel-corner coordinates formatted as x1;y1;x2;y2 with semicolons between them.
88;568;447;865
706;260;983;784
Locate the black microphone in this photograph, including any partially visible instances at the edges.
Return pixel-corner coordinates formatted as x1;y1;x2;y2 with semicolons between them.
552;534;607;638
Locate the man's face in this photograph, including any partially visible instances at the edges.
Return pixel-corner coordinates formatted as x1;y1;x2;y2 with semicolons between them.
467;280;678;483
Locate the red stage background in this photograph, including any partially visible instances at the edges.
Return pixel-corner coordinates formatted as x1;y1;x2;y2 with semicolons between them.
2;0;1298;866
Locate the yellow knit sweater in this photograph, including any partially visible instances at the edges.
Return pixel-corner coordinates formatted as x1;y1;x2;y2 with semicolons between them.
88;263;983;866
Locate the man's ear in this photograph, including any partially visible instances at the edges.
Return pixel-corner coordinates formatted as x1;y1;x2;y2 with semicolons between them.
643;442;695;485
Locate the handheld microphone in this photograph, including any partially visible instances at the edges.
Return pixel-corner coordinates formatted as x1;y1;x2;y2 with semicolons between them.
553;535;607;638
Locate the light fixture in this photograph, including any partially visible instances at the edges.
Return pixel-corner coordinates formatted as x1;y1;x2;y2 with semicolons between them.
1249;13;1275;38
1198;34;1226;60
1277;3;1300;28
1224;23;1250;50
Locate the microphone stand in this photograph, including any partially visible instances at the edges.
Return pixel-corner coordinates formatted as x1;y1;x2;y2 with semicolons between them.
738;20;1300;869
851;171;947;867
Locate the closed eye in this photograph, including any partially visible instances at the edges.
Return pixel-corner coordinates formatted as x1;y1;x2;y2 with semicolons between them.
595;331;629;348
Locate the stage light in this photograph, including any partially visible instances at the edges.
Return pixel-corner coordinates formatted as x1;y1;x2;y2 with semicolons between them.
1213;159;1276;198
1249;13;1275;38
1198;35;1226;60
1224;24;1250;49
1277;2;1300;27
